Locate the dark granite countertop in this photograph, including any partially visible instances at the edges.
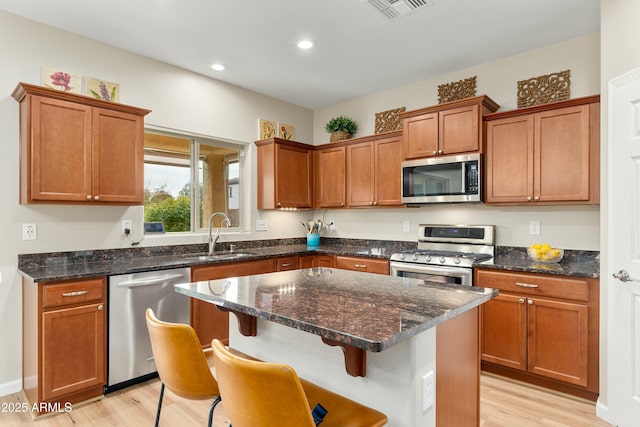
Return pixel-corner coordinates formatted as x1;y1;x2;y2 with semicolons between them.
17;240;406;283
479;247;600;279
175;267;498;352
17;238;600;283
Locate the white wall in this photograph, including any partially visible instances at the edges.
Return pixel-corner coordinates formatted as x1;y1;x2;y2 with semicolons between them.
314;33;601;249
0;11;313;392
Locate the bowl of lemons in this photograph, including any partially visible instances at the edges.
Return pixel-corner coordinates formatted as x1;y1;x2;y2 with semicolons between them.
528;243;563;263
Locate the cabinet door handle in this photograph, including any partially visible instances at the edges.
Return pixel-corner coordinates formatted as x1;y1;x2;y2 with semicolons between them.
519;298;525;304
354;264;367;268
527;299;533;305
438;150;443;154
98;304;104;311
62;290;88;297
86;195;92;200
94;195;100;201
526;196;532;201
533;196;539;201
515;282;539;288
432;150;437;155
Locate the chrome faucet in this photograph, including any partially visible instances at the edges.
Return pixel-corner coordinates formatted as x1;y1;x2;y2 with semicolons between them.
208;212;231;255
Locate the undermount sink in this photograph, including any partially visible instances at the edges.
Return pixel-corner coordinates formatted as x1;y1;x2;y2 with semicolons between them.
184;252;256;262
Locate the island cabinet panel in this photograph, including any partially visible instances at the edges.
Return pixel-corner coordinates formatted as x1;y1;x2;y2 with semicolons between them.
190;259;276;347
400;95;499;160
485;96;600;205
23;277;106;412
315;145;346;208
335;255;389;275
256;138;313;209
346;132;403;207
12;82;150;205
476;268;599;400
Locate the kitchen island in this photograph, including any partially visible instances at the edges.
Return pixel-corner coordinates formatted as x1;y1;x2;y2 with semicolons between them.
175;267;497;426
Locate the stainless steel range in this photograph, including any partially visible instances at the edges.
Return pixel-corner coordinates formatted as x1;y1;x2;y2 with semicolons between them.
390;224;494;286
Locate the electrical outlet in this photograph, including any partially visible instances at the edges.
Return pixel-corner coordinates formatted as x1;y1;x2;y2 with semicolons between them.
529;221;541;235
23;223;37;240
422;371;434;412
255;219;268;231
403;221;410;232
122;220;132;235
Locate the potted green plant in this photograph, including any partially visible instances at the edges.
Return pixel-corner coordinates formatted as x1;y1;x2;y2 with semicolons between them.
325;115;358;142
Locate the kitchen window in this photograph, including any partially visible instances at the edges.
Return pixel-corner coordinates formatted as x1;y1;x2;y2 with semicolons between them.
143;131;242;232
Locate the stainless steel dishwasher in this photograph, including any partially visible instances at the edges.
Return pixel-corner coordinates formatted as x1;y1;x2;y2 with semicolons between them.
106;267;191;392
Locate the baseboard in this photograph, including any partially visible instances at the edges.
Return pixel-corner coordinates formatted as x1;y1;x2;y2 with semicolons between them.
595;399;611;424
0;379;22;397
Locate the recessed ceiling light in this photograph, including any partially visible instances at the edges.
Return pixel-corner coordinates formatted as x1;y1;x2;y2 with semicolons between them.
211;63;227;71
297;40;314;49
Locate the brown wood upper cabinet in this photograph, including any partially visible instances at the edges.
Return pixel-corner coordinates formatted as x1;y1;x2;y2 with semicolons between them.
12;82;150;205
346;132;403;207
315;145;347;208
256;138;313;209
484;96;600;205
399;95;499;160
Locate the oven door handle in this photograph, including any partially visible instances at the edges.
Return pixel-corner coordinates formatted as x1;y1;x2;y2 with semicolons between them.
389;262;472;277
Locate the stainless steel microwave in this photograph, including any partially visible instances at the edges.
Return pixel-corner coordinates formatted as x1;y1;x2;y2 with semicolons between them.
401;153;482;204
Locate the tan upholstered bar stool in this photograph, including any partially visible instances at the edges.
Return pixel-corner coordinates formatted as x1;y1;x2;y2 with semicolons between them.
211;339;388;427
145;308;221;427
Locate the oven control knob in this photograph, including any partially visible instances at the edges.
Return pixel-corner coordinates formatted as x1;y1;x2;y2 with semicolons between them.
399;254;405;260
412;254;418;261
439;256;446;264
454;257;462;265
425;255;432;262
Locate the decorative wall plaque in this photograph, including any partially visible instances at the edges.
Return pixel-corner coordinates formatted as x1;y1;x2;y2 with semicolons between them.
374;107;405;134
517;69;570;108
438;76;477;104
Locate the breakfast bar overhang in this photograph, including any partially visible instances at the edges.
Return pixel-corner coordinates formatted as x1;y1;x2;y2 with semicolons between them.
175;267;497;426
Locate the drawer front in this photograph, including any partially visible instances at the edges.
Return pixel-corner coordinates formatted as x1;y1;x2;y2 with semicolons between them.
277;256;298;271
476;269;588;301
42;278;106;309
335;256;389;275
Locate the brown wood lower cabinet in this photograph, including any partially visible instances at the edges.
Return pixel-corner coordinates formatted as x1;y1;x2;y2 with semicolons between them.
23;277;106;411
190;258;277;347
299;254;336;268
335;255;389;275
476;268;598;400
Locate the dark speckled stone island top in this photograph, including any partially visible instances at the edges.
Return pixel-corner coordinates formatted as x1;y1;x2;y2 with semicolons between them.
175;267;498;352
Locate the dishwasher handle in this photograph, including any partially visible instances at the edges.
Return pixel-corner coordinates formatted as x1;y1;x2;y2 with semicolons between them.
117;273;186;288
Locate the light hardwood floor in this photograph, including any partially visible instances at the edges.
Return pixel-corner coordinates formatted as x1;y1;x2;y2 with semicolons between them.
0;373;610;426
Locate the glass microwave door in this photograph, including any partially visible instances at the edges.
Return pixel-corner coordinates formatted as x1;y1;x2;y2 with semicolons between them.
403;162;466;197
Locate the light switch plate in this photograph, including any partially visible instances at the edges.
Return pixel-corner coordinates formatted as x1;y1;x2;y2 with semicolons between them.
529;221;541;235
255;219;268;231
403;221;410;232
422;370;434;412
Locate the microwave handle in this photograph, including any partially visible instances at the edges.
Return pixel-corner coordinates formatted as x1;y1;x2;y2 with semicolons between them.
461;162;466;193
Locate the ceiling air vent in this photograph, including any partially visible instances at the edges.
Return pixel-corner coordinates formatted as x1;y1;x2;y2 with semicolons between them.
367;0;433;20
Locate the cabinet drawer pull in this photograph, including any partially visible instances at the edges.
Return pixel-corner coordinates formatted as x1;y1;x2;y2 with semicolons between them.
515;282;539;288
62;290;89;297
281;263;292;267
354;264;367;268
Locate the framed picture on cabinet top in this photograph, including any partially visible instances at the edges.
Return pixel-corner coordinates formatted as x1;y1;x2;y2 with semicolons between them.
85;76;119;102
277;122;295;140
258;118;277;139
40;66;82;94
